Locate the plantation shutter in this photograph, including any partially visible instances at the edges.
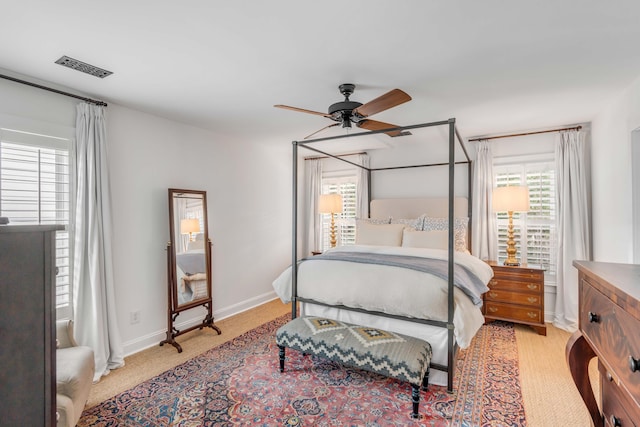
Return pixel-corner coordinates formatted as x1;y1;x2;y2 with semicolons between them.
494;160;557;281
0;129;72;315
321;175;357;250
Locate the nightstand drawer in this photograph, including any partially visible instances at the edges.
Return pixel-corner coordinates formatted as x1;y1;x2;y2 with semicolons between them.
485;301;542;324
488;278;543;294
491;268;543;282
485;289;542;307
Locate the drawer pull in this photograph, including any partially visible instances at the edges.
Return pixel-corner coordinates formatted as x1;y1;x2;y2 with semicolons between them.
611;415;621;427
527;297;538;303
490;280;497;286
489;292;498;298
488;307;498;313
527;312;537;319
629;355;640;373
588;312;600;323
526;284;538;290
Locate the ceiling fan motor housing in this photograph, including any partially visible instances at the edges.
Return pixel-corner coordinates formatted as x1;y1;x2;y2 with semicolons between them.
329;83;364;126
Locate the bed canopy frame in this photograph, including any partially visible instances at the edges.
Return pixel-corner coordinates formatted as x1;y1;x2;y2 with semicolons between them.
290;118;472;392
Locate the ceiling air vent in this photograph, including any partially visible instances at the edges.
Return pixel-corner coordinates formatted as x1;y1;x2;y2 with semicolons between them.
55;55;113;78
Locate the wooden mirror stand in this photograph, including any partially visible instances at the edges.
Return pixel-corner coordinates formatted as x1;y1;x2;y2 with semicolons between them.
160;188;221;353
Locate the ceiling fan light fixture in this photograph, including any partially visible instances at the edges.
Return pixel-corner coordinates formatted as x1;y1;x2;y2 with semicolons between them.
341;114;352;128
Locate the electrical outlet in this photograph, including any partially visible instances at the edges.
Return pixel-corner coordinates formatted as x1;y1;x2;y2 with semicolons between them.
130;310;141;324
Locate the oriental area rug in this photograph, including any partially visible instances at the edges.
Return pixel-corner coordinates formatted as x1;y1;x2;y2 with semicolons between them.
78;315;526;426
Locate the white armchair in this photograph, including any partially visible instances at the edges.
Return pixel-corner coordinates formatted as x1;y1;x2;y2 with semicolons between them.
56;320;94;427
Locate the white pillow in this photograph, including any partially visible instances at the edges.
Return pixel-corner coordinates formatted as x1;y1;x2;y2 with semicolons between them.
355;222;406;246
402;229;449;250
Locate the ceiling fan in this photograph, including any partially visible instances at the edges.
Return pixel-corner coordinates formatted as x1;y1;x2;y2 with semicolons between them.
274;83;412;139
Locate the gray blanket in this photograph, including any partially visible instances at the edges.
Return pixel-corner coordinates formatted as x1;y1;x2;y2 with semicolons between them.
307;252;488;306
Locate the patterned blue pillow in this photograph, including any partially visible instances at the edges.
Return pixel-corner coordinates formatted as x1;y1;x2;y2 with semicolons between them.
356;217;391;225
421;216;469;252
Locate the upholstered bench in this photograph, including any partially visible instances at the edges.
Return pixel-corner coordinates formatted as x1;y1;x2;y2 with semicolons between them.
276;316;432;419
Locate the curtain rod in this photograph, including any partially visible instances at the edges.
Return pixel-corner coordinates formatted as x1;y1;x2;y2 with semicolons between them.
304;151;366;161
0;73;108;107
468;125;582;142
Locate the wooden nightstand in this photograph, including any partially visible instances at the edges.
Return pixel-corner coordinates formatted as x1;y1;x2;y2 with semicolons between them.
484;261;546;335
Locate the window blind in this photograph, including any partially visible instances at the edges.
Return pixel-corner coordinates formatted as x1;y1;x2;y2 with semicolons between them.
0;132;72;312
321;176;357;250
494;160;557;279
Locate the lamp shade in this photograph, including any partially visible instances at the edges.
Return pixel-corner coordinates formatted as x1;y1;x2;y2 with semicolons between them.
492;186;530;212
318;194;343;214
180;218;200;234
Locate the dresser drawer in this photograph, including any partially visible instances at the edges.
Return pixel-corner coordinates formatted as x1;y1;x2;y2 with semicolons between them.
488;277;543;294
485;289;542;307
484;301;542;323
600;362;640;427
582;279;640;407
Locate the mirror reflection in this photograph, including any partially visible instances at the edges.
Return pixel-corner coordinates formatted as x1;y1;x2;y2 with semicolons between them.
170;190;210;309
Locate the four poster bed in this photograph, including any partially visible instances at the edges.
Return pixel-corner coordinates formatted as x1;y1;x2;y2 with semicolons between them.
272;118;494;392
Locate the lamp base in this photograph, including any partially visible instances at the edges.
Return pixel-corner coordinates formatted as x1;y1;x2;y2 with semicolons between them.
503;260;521;266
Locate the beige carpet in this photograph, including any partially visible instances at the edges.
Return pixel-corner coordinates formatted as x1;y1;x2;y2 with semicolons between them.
515;322;598;427
87;300;595;426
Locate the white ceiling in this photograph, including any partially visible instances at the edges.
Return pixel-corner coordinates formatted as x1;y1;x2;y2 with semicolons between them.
2;1;640;144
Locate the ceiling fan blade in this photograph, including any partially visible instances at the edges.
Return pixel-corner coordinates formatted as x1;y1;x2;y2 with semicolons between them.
274;104;332;118
353;89;411;118
304;123;340;139
357;119;407;137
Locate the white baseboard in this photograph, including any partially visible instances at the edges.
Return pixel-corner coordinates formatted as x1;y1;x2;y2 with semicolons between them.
122;290;278;357
544;284;557;324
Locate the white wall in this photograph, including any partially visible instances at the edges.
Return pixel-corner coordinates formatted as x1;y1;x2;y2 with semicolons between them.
106;105;292;353
0;72;292;356
368;135;471;200
590;74;640;262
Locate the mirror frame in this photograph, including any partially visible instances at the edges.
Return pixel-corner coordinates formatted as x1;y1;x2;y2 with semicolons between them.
162;188;220;353
168;188;211;312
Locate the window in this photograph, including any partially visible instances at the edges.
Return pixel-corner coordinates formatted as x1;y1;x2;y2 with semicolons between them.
494;157;557;281
320;173;357;251
0;129;72;316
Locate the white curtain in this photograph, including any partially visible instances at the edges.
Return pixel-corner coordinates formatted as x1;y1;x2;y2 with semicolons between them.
471;140;497;260
303;159;322;255
72;103;124;381
553;130;591;332
356;154;370;219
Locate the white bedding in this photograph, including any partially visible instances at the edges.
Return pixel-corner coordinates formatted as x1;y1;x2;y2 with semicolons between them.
272;245;493;347
272;244;494;386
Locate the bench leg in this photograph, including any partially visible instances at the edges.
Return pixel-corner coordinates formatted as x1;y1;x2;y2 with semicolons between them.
278;345;285;372
411;384;420;419
422;367;430;391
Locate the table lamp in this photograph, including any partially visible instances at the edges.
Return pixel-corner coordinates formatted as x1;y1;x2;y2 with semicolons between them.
319;193;343;248
492;185;530;266
180;218;200;242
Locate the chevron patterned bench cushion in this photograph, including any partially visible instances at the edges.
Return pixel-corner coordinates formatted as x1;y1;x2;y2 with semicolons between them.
275;316;432;387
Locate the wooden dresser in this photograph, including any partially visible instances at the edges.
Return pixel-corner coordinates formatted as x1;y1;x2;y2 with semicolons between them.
568;261;640;427
483;261;546;335
0;224;62;426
